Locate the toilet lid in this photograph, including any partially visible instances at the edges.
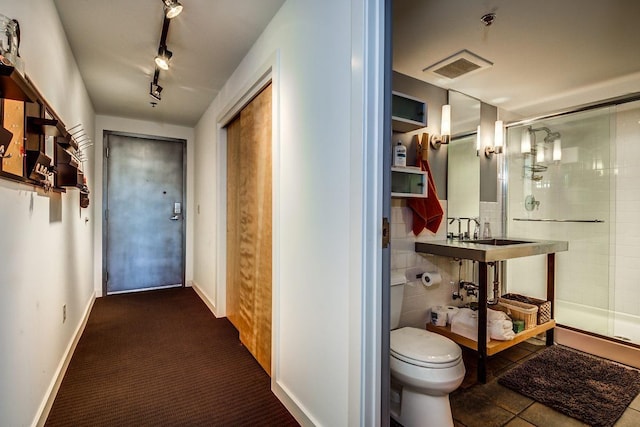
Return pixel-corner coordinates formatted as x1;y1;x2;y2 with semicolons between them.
390;327;462;368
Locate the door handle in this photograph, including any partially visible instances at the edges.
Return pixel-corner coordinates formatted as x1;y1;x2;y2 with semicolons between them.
170;215;180;220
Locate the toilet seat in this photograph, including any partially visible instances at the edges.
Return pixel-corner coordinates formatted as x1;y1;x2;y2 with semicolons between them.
391;327;462;369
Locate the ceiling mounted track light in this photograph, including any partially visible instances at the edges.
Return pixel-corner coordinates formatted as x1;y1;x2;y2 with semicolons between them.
149;1;183;105
154;45;172;70
150;83;163;101
162;0;183;19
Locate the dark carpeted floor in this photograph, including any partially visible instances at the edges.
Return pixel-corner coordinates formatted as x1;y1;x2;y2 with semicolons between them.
45;287;299;426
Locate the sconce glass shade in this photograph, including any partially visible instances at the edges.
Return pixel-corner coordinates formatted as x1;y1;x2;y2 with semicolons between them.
154;47;172;70
521;130;531;153
163;0;183;18
441;104;451;143
494;120;504;150
553;138;562;161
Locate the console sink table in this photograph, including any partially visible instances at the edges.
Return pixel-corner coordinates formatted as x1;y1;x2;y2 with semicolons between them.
415;237;568;383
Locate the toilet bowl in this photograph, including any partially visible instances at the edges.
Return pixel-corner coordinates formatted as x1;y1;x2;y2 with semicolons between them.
389;327;465;427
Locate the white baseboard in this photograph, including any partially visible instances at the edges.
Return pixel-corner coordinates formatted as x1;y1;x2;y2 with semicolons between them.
272;380;315;427
190;280;220;318
190;281;311;424
33;292;96;427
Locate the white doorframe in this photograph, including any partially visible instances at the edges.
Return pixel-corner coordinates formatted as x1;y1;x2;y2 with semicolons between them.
351;0;389;424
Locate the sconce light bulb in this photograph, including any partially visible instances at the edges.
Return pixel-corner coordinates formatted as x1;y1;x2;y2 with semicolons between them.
521;130;531;153
494;120;504;149
441;104;451;136
553;138;562;161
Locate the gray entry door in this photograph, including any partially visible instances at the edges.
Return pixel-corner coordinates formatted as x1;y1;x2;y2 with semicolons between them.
104;133;185;294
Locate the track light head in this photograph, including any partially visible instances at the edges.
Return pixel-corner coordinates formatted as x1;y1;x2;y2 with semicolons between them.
149;82;163;101
154;46;173;70
163;0;183;19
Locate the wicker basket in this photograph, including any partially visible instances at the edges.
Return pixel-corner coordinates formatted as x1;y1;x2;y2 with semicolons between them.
497;298;538;330
501;293;551;324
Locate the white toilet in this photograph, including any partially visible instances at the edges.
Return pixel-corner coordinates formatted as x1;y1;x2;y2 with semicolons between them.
389;272;465;427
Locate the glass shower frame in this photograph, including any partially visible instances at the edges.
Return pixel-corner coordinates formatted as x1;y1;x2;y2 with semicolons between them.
502;95;640;346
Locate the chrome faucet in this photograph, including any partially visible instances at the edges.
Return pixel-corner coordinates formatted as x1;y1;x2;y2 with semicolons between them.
471;217;480;240
447;217;463;239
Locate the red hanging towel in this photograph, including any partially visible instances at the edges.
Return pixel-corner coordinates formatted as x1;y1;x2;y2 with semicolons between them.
407;157;443;235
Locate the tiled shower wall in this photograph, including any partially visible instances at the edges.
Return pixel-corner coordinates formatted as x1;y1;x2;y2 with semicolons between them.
614;101;640;316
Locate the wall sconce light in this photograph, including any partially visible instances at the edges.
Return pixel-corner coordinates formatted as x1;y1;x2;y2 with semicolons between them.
163;0;184;19
484;120;504;158
154;46;173;70
430;104;451;148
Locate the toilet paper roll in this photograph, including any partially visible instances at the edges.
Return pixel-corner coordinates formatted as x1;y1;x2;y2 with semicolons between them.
421;272;442;287
431;306;448;326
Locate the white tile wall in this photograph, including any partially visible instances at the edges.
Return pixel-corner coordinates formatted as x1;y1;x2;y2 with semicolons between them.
391;198;479;328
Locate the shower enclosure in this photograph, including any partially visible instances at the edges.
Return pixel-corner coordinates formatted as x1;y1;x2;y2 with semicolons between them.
503;99;640;346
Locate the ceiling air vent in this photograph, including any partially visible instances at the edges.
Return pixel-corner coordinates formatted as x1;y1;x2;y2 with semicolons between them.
423;49;493;79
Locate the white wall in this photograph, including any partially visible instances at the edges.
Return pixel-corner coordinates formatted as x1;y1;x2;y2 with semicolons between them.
0;1;96;425
192;0;384;425
93;115;195;296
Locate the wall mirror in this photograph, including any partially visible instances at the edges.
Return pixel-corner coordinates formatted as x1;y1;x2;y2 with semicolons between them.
447;90;480;235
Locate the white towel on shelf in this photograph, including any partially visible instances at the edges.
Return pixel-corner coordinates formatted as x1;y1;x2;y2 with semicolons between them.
489;319;512;331
488;308;510;321
489;323;515;340
450;307;515;341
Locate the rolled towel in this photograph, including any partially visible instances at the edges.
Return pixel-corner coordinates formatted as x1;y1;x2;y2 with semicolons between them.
489;324;515;340
489;319;513;331
450;308;477;328
488;308;510;321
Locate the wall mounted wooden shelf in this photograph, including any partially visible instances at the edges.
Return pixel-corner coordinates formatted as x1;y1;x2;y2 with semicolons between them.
0;67;87;197
0;65;37;102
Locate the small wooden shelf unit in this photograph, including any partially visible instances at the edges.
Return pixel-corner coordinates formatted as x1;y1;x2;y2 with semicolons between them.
427;320;556;356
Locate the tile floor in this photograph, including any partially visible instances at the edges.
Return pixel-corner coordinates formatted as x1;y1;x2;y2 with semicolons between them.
449;338;640;427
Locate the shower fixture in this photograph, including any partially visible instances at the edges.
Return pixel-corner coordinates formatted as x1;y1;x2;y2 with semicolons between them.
522;126;562;180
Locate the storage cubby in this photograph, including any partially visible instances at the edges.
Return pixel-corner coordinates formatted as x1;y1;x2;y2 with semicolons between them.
392;91;427;132
391;166;428;198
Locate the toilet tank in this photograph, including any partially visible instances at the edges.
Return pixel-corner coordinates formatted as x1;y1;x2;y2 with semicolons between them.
390;272;406;330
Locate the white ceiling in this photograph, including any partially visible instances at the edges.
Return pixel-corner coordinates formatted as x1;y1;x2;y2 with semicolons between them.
53;0;285;127
393;0;640;120
54;1;640;128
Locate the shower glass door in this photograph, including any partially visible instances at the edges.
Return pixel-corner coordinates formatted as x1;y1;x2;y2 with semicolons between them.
504;106;615;339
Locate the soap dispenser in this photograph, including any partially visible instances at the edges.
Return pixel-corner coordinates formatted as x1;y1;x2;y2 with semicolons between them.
482;220;492;239
393;141;407;167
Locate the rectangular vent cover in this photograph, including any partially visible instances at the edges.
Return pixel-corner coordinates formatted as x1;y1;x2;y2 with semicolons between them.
423;49;493;79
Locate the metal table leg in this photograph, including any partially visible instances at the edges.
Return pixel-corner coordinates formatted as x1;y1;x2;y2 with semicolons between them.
477;262;488;383
546;253;555;346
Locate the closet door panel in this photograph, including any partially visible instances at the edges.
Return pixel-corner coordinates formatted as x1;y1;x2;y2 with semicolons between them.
226;83;272;375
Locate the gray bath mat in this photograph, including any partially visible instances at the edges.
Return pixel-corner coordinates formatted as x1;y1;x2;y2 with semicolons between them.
498;345;640;427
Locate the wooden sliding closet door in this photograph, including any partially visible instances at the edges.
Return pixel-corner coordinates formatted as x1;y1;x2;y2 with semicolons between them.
226;83;272;375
